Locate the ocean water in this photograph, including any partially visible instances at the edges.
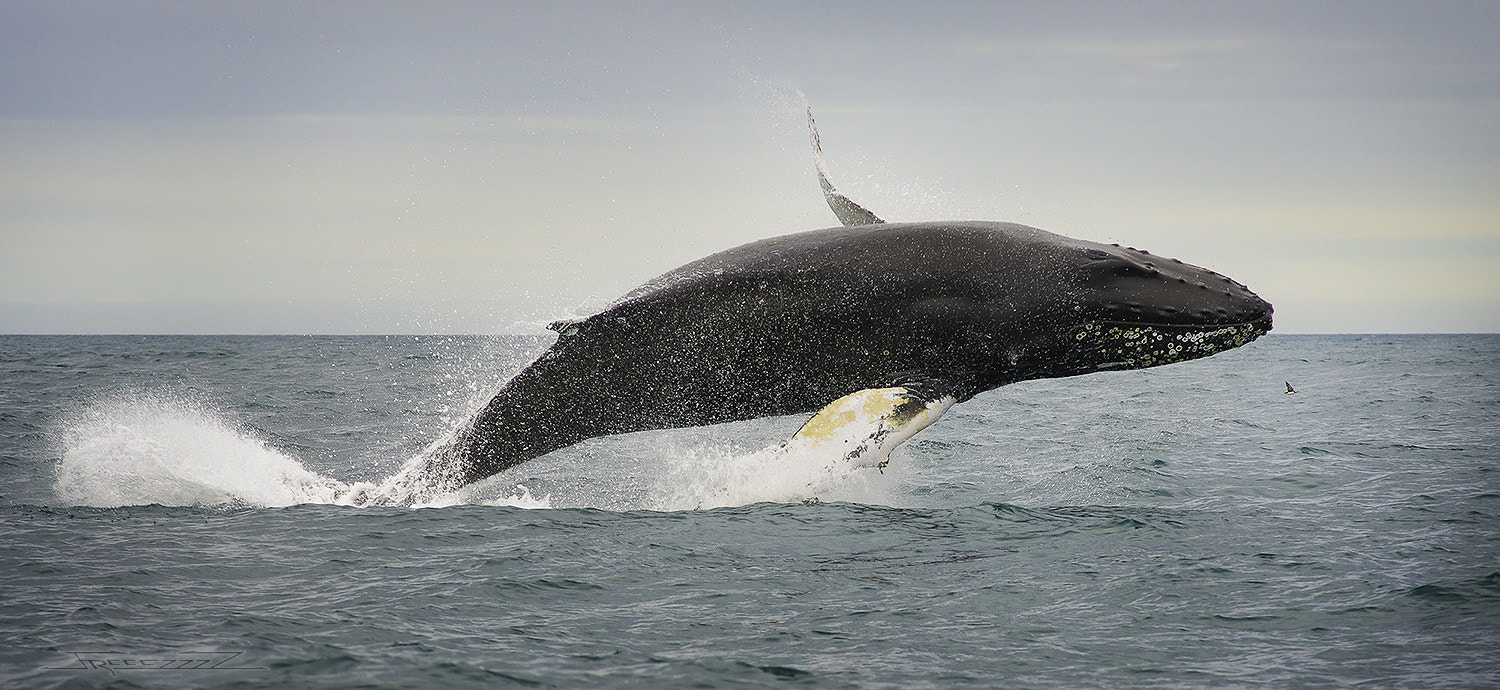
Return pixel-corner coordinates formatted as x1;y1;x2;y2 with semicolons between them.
1;333;1496;688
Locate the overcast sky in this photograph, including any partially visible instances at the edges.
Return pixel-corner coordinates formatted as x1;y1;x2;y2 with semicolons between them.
2;1;1496;334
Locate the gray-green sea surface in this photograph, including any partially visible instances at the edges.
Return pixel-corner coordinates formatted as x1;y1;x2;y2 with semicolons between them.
1;334;1495;688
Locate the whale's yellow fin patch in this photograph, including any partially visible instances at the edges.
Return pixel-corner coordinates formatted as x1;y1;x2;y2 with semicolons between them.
785;386;956;468
794;388;909;442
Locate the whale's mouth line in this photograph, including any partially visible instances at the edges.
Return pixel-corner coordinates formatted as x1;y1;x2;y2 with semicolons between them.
1062;316;1271;373
1087;312;1273;332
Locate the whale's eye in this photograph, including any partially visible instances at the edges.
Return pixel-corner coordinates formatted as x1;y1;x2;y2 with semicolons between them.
1083;249;1113;261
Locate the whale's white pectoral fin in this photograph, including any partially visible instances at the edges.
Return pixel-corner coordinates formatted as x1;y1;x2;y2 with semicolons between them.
807;107;885;227
783;386;956;470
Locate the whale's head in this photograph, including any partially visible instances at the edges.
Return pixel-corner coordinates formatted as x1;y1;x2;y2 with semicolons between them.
1047;238;1273;377
911;222;1272;385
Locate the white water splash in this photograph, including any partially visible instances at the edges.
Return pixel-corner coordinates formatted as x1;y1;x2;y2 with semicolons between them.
56;396;335;507
53;393;911;511
53;395;550;509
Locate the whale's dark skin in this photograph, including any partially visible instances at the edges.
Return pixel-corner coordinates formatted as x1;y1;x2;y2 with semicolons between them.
417;220;1272;494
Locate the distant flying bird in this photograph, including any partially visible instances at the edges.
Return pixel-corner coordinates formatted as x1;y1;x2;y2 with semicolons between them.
1285;382;1298;394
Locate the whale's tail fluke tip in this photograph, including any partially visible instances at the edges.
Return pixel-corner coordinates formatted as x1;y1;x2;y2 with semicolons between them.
807;107;884;227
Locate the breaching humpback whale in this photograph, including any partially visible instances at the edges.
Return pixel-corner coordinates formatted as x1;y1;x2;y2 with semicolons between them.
362;110;1272;505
